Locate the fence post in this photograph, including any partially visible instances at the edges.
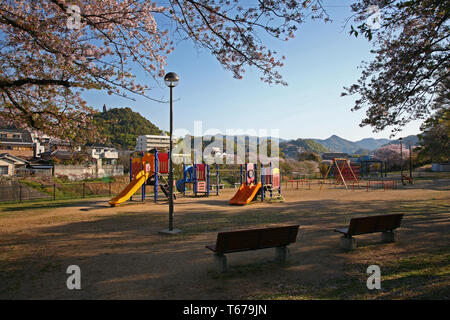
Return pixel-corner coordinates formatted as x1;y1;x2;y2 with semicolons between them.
109;180;111;197
82;183;85;198
19;185;22;203
53;184;56;201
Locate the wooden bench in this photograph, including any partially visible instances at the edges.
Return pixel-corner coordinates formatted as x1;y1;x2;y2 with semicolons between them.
334;214;403;250
206;225;300;272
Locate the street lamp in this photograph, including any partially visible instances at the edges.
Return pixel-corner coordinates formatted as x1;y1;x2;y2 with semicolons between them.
159;72;182;235
408;141;413;179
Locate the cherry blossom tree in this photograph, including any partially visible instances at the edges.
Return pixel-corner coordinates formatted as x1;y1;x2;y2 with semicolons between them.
0;0;328;143
374;143;411;166
343;0;449;136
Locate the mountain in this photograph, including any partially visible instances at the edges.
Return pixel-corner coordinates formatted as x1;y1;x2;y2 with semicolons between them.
94;107;163;150
303;134;419;154
383;135;419;146
280;138;328;159
313;135;361;154
355;138;391;150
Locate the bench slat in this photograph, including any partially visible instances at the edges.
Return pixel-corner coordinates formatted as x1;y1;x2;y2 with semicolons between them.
339;214;403;236
207;225;299;254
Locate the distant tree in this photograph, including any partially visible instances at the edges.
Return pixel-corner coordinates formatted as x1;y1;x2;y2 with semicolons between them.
298;151;321;162
280;161;292;177
117;151;131;174
374;144;411;167
417;107;450;163
343;0;449;135
318;162;329;178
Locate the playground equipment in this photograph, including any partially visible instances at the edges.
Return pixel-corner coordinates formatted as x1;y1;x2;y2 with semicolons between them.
109;150;173;206
229;162;281;205
320;158;359;190
260;163;282;201
286;179;312;190
359;158;385;178
401;174;413;185
176;163;220;197
230;163;261;205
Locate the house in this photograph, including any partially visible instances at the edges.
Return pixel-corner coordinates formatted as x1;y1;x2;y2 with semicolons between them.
0;127;34;159
88;145;119;165
0;153;29;176
39;149;75;163
431;163;450;172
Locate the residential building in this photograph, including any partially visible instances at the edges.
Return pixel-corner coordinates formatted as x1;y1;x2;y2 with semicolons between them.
0;127;34;159
31;133;79;158
88;145;119;165
135;135;174;151
0;153;28;176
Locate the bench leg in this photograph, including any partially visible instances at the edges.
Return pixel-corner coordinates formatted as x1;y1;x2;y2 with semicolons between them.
381;231;396;243
340;236;356;250
275;246;288;263
214;253;227;272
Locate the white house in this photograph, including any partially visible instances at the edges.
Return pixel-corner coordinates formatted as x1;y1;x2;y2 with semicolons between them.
89;145;119;165
0;153;28;176
135;135;176;151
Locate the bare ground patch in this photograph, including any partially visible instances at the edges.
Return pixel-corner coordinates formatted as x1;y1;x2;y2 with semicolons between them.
0;180;449;299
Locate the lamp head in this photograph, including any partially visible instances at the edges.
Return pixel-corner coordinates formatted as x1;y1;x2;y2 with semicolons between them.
164;72;179;87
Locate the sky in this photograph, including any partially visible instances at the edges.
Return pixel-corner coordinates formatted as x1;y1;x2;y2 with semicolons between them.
82;1;423;142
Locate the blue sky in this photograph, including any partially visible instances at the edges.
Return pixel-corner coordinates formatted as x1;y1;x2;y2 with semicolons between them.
83;1;423;141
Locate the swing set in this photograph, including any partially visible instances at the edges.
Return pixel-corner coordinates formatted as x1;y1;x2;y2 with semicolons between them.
320;158;360;191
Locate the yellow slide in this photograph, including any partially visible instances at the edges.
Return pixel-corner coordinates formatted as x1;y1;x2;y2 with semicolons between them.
229;183;262;205
109;170;149;206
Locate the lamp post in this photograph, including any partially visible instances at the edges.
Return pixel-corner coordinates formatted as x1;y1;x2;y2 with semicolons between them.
159;72;182;235
399;137;403;184
408;141;413;179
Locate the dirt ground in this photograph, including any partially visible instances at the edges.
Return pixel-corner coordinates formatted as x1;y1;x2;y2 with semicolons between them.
0;179;449;299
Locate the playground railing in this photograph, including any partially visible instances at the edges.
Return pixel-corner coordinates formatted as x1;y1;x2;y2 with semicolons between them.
284;178;399;191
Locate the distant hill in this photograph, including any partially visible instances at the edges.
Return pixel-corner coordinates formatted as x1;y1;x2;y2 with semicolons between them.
310;134;419;154
280;138;328;159
313;135;361;154
355;138;391;150
382;135;419;146
94;107;163;150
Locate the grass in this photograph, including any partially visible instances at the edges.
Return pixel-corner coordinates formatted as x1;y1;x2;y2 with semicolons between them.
0;197;108;214
253;248;450;300
0;178;448;299
0;177;130;205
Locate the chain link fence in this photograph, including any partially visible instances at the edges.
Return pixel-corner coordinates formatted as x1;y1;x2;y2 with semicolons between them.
0;181;130;203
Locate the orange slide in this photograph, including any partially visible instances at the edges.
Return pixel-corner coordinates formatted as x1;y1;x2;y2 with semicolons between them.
229;183;262;205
